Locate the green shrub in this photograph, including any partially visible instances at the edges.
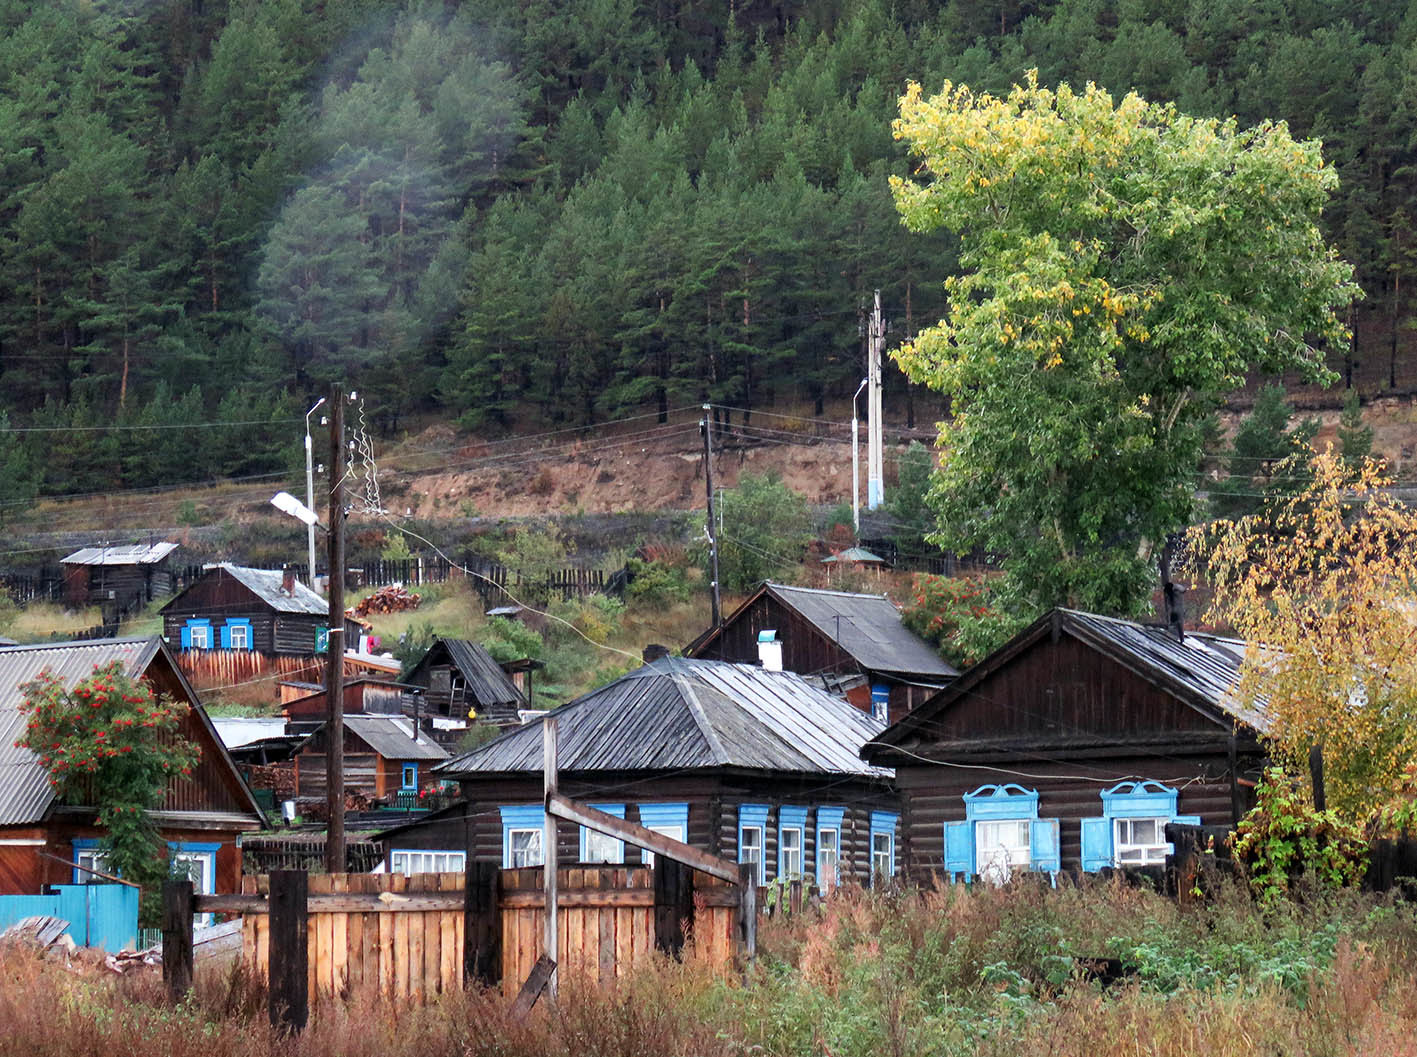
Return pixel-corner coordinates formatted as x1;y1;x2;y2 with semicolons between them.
624;558;690;606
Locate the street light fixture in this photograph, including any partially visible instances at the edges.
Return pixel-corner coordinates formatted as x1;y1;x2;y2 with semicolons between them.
270;491;321;528
304;398;327;590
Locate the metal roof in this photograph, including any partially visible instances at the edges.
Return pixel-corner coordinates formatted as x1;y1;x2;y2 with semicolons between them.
338;715;449;761
211;563;327;614
820;547;886;564
61;542;179;566
762;583;958;681
0;638;162;825
406;639;524;709
438;657;891;779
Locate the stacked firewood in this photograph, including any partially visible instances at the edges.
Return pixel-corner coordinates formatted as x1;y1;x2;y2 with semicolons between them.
352;585;421;616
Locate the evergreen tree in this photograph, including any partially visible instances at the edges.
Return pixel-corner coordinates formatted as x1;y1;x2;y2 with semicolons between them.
1338;388;1375;467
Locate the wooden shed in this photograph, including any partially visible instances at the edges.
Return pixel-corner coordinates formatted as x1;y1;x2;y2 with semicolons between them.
0;637;265;896
687;582;958;724
402;638;527;725
61;541;178;610
379;658;900;889
283;677;414;731
861;609;1269;883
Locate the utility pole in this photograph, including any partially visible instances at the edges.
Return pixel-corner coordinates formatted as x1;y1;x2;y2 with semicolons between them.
543;715;559;998
867;290;885;510
701;405;721;627
324;384;346;875
304;398;326;590
851;377;867;534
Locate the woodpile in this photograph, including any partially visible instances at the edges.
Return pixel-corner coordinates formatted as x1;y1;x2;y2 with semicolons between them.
352;584;421;617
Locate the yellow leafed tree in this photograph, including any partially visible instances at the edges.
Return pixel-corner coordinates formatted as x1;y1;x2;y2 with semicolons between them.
1199;449;1417;821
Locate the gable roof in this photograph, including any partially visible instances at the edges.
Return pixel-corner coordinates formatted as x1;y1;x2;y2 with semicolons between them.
691;582;958;682
405;639;524;709
0;637;265;826
865;608;1269;759
329;715;449;762
62;542;178;566
438;657;891;779
160;563;327;616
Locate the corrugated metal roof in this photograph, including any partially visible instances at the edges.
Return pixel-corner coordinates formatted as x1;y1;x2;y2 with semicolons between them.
214;564;328;614
339;715;449;761
438;658;891;779
1061;610;1270;732
61;542;179;566
820;547;886;564
0;638;161;825
439;640;525;709
764;583;959;682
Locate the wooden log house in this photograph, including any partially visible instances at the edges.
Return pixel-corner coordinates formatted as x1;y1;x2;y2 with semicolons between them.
293;715;449;805
861;609;1269;883
0;637;265;895
686;582;958;724
401;638;528;727
377;658;900;887
61;541;179;611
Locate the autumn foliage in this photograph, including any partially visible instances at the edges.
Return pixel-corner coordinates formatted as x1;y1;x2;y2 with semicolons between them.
1200;450;1417;822
15;661;198;886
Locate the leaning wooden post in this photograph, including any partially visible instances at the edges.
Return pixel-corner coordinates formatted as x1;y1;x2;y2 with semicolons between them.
735;862;757;962
463;860;501;988
162;879;194;1002
542;715;559;998
268;869;309;1034
653;857;693;958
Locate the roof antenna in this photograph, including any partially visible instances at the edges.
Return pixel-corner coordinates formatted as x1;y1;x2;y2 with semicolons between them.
1159;534;1186;642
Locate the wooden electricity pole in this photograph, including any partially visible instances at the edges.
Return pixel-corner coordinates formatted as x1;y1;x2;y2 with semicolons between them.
324;384;346;874
543;715;559;998
701;405;721;627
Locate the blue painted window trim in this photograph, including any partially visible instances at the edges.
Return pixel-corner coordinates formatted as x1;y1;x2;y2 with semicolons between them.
636;802;688;867
72;838;105;884
816;806;845;889
869;810;898;885
947;784;1062;881
401;763;418;791
579;803;626;863
181;618;211;650
1082;781;1201;872
737;804;768;885
221;618;252;651
499;804;546;868
869;684;890;724
778;805;808;881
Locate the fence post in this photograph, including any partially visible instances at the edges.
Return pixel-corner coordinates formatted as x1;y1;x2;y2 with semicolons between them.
735;862;757;962
268;869;309;1034
464;861;502;988
653;857;694;958
162;879;194;1001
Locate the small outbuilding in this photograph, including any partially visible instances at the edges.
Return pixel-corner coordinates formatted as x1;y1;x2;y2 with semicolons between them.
61;541;179;610
292;715;449;805
402;638;528;726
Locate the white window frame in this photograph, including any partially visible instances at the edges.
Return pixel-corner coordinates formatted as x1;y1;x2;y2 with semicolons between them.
817;827;840;892
228;622;249;649
739;825;763;881
1113;816;1171;865
506;827;543;868
871;831;893;882
75;846;110;883
975;819;1031;883
779;825;803;880
188;623;209;649
390;849;466;876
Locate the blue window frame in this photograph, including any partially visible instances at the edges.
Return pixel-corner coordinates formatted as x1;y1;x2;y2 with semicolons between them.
579;803;625;863
72;838;108;884
869;684;890;724
180;619;211;650
869;810;898;885
944;784;1061;883
816;807;845;892
221;618;252;650
737;804;768;885
499;804;545;868
778;806;808;881
401;763;418;791
636;802;688;867
1081;781;1201;871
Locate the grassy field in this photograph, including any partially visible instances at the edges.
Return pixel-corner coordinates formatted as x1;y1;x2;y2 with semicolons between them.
0;601;103;643
1;878;1413;1056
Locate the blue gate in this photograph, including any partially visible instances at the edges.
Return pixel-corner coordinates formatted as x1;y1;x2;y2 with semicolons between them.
0;884;138;952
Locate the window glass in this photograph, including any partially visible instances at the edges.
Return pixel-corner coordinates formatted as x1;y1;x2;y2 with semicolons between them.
1114;817;1170;864
401;764;418;791
583;829;622;863
871;832;893;882
976;819;1031;883
780;827;803;879
76;848;110;884
508;828;543;868
391;850;466;876
739;825;763;879
641;825;684;868
188;623;209;649
817;828;840;892
228;623;249;649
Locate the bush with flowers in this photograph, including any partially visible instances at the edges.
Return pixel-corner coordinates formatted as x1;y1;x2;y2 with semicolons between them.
899;573;1019;669
15;661;199;903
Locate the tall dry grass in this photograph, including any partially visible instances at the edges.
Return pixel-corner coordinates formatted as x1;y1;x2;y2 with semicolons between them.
2;878;1415;1057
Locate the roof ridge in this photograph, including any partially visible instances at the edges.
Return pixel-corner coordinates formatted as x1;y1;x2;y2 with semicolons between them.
665;663;732;764
767;582;890;601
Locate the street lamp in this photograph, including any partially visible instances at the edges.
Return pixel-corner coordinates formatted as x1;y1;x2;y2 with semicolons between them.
851;378;868;534
304;398;327;591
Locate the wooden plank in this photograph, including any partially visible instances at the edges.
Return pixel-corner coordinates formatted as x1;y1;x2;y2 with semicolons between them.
465;861;500;988
408;903;426;1005
439;873;458;994
736;863;756;962
508;954;556;1019
199;893;473;914
162;880;195;1001
394;891;411;1003
331;875;349;996
597;868;614;985
268;870;308;1034
378;902;395;999
547;794;739;883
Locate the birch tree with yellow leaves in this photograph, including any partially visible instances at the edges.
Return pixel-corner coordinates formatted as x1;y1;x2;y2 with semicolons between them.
891;72;1359;621
1201;450;1417;822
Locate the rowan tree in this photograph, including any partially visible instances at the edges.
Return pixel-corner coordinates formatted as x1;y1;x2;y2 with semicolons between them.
1199;449;1417;822
890;72;1358;621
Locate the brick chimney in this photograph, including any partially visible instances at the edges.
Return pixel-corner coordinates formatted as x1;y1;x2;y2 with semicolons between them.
282;565;296;596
